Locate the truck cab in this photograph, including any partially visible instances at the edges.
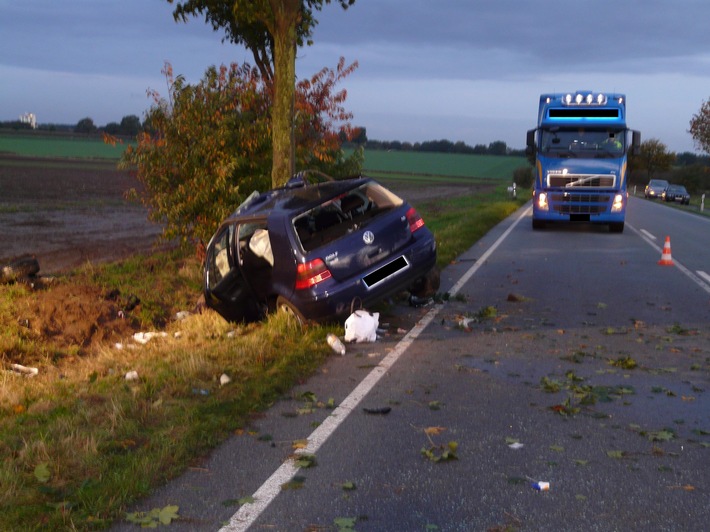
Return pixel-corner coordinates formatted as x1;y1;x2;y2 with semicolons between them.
527;91;640;233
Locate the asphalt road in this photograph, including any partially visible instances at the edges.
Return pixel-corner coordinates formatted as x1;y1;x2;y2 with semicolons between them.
114;198;710;532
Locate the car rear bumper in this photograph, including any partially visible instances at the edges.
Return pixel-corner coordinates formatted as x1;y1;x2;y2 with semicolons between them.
291;232;437;321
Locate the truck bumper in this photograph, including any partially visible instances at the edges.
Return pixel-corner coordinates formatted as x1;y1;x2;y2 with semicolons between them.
532;190;626;224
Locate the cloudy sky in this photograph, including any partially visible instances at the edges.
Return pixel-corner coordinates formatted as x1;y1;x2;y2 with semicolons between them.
2;0;710;153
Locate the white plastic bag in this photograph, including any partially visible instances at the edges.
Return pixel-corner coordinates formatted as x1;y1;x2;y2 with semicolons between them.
344;310;379;343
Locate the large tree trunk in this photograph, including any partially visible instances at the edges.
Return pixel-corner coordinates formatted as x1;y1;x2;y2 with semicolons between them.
269;0;299;188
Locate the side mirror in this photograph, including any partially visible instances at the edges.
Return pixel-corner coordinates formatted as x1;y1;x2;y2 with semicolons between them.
526;129;536;156
631;130;641;155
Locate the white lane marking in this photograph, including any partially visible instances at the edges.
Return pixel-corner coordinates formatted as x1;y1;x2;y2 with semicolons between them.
220;206;532;532
448;206;532;296
697;271;710;285
627;223;710;295
640;229;656;240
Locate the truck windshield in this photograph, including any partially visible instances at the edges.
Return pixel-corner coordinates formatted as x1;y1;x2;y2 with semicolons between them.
540;128;625;158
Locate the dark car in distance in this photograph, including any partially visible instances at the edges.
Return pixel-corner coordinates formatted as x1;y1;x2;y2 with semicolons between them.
662;184;690;205
644;179;669;199
203;173;439;323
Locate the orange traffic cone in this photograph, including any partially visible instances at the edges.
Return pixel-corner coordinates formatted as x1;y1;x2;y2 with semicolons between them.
658;236;674;266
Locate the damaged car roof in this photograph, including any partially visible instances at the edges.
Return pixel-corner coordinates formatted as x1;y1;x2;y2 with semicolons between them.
229;175;371;219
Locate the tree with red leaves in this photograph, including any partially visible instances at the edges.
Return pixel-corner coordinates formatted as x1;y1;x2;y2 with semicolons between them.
169;0;356;187
120;59;361;247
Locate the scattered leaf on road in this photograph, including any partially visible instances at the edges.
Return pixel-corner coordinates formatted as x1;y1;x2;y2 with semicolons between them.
294;454;317;468
334;516;357;531
281;475;306;490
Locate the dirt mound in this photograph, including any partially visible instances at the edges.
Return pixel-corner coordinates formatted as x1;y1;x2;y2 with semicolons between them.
9;282;140;364
27;283;138;349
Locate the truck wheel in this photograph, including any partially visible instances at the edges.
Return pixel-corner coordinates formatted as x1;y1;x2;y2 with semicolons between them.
532;219;545;230
609;222;624;233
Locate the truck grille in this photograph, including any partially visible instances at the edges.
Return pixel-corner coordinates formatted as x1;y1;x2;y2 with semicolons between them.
549;193;613;214
547;174;616;188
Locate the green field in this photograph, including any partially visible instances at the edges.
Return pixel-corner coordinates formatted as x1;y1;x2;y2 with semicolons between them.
0;132;527;179
0;132;126;159
360;149;525;180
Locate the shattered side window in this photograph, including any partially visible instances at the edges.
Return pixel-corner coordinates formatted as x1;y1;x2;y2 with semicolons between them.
294;182;404;252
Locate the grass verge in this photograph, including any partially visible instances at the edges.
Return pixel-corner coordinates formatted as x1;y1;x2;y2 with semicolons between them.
417;182;526;265
0;184;526;530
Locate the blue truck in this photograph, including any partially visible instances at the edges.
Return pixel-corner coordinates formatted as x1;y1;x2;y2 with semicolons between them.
526;90;640;233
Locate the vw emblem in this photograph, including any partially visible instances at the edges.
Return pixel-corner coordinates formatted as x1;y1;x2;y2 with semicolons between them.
362;230;375;245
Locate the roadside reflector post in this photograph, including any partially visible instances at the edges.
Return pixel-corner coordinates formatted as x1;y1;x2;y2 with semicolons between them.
508;182;517;198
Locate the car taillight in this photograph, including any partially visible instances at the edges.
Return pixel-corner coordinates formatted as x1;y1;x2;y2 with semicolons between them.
406;207;425;233
295;259;332;290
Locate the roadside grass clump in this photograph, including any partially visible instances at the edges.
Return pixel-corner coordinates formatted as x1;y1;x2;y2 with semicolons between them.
0;180;523;530
0;282;48;370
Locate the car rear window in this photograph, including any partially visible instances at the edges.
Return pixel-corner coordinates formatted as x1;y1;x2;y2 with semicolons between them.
293;182;403;252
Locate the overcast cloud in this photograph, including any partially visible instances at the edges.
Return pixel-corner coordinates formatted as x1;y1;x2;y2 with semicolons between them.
2;0;709;152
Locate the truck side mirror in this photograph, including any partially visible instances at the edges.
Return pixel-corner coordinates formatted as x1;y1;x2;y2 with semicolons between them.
631;130;641;155
526;129;536;156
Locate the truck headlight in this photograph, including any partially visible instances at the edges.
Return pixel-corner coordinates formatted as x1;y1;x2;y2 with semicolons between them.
537;192;549;211
611;193;624;212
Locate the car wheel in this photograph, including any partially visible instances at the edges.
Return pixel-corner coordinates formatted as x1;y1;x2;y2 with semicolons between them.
275;296;307;326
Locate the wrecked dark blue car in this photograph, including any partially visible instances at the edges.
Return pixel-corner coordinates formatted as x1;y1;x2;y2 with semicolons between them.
203;173;439;323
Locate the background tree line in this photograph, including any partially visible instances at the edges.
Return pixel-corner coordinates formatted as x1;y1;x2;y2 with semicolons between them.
0;116;142;137
343;132;526;156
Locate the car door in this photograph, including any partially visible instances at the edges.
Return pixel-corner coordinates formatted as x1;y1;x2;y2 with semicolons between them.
234;220;273;304
204;222;261;322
